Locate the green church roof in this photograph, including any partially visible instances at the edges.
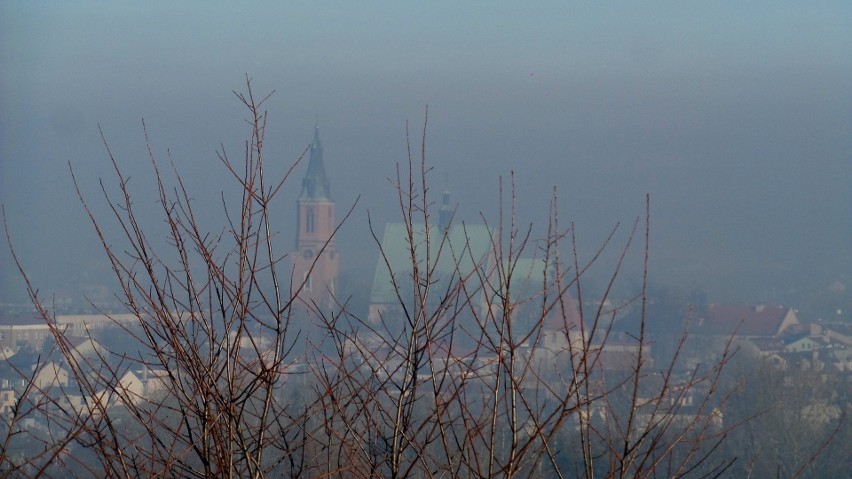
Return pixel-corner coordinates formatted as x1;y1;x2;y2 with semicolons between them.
369;223;493;305
369;223;552;307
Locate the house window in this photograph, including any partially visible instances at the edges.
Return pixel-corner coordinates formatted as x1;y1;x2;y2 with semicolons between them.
306;208;315;234
303;272;313;292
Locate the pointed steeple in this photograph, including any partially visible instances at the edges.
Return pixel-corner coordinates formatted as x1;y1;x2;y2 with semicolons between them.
300;123;332;201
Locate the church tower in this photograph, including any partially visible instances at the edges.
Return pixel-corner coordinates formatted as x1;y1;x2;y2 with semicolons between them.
291;124;338;310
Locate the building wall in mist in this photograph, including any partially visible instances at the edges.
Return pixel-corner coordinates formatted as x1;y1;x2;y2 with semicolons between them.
291;199;339;310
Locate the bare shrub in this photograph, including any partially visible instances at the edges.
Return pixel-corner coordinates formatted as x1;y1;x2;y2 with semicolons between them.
2;83;759;478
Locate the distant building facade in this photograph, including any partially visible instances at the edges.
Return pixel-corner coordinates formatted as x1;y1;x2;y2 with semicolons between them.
291;125;339;310
0;314;136;356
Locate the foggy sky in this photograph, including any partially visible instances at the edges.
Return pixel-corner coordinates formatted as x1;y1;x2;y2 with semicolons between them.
1;1;850;307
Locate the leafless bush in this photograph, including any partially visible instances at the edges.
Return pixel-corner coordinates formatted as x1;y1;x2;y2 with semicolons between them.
2;82;763;478
297;113;741;479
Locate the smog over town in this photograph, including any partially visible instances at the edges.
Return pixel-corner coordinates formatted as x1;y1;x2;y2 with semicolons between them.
1;2;851;477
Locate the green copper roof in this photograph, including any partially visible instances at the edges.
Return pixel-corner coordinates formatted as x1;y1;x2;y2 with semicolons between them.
369;221;556;310
299;125;332;201
370;223;494;305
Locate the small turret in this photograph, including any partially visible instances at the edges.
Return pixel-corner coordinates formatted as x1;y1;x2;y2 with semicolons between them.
439;189;452;231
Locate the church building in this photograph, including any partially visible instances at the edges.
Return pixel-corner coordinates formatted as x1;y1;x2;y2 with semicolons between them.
291;125;338;311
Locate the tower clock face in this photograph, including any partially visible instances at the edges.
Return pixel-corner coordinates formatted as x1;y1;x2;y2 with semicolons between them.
302;249;314;259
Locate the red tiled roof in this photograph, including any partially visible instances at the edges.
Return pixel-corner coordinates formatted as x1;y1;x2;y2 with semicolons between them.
543;294;582;331
700;305;794;337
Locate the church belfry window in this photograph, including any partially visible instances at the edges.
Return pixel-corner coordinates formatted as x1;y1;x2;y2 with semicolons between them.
306;207;315;233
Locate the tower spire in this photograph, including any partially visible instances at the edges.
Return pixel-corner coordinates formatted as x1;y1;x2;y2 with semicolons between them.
300;123;331;201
